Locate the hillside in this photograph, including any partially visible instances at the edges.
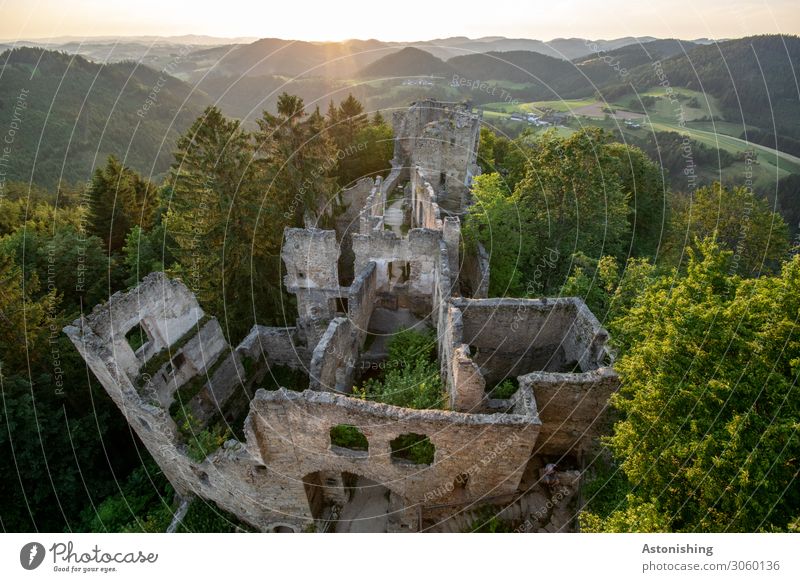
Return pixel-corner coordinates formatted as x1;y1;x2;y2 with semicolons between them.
404;36;652;60
622;35;800;138
358;47;456;78
449;50;577;84
201;38;398;80
573;39;697;83
0;47;208;188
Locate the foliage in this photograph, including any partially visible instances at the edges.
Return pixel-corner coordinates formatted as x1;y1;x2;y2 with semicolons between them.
461;173;523;296
77;460;173;533
488;379;518;399
477;126;497;174
177;413;231;463
666;182;789;276
88;156;158;253
326;95;394;186
262;364;309;392
465;505;517;532
0;47;206;189
389;433;435;465
122;217;176;287
578;454;632;530
356;328;445;410
598;239;800;531
165;106;283;343
256;93;337;225
604;142;667;257
465;128;631;296
330;425;369;451
561;254;658;335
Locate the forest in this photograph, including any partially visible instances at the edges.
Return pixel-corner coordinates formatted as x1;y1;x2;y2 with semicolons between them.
0;88;798;533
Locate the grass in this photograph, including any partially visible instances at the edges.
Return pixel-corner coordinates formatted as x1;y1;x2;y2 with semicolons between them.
489;98;597;115
464;505;517;532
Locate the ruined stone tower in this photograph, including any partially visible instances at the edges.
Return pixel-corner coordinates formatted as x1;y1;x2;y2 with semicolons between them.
65;100;619;533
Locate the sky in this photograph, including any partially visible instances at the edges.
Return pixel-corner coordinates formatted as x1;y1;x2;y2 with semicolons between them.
1;0;798;42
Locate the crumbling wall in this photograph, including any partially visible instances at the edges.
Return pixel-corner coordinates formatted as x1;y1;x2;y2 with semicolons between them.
65;99;621;534
238;325;309;370
63;273;314;533
442;216;460;278
282;228;341;293
450;345;485;412
309;317;358;392
347;261;377;337
392;99;481;215
441;305;486;412
141;317;228;408
411;166;442;229
520;368;619;456
352;229;440;309
80;273;205;379
248;387;540;509
452;298;600;383
339;177;374;221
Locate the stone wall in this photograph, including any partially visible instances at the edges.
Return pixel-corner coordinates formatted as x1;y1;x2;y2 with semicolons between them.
451;297;608;384
142;317;228;408
282;227;341;293
411;166;442;229
461;241;490;298
347;261;377;337
520;368;619;456
391;99;481;215
63;273;312;532
248;387;540;511
309;317;358;392
238;325;309;370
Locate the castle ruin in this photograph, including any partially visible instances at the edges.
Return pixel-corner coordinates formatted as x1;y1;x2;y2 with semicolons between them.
65;100;619;533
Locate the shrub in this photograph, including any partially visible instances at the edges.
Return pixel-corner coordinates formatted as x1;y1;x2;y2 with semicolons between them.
390;433;435;465
330;424;369;451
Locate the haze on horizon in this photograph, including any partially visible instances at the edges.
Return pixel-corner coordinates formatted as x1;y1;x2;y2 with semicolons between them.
1;0;799;43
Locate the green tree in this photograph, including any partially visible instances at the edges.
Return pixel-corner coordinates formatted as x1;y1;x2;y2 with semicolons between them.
593;239;800;531
326;95;392;186
605;142;667;258
477;126;497;174
666;182;790;276
257;93;337;225
462;173;525;296
465;128;631;296
166;106;280;342
88;156;157;253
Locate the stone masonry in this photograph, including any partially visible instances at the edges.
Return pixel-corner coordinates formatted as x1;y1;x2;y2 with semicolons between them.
65;100;619;533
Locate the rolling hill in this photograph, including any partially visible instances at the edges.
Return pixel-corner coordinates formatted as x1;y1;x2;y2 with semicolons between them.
0;47;208;188
622;35;800;138
357;47;456;78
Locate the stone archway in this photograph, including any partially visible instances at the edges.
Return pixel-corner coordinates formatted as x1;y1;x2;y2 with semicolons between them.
302;470;395;533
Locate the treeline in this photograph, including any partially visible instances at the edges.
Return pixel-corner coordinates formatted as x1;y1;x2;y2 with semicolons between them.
0;93;391;532
466;125;798;532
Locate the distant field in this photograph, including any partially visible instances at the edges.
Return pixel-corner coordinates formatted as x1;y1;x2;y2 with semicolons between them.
479;87;800;192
